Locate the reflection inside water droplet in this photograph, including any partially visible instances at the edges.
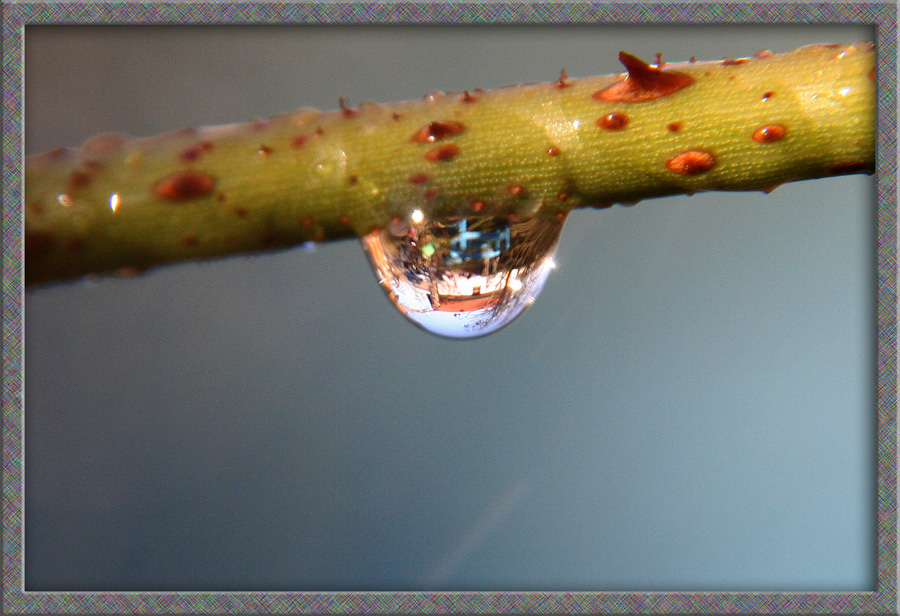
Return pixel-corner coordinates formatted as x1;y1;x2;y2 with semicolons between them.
363;211;565;338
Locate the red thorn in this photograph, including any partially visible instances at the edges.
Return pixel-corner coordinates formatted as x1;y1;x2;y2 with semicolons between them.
594;51;694;102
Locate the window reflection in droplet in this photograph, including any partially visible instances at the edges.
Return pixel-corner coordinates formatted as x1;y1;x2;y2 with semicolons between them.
362;211;565;338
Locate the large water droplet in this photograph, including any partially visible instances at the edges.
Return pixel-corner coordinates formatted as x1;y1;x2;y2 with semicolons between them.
363;211;565;338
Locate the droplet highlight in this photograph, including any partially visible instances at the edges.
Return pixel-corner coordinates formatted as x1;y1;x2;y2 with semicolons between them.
363;212;565;338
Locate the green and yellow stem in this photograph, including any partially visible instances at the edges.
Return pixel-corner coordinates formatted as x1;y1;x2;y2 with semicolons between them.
24;42;875;287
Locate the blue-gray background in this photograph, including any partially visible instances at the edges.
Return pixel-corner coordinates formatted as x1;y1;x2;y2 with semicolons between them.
23;25;876;591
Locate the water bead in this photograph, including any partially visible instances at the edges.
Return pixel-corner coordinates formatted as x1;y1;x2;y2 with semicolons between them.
362;211;566;338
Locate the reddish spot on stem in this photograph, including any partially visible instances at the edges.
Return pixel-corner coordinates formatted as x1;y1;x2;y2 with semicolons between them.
471;200;485;213
258;145;273;156
666;150;716;176
507;184;524;196
412;121;466;143
234;207;248;218
153;171;216;201
391;112;402;120
752;124;786;143
182;235;199;247
408;173;429;184
179;141;213;163
667;122;682;132
216;193;227;202
291;135;308;148
597;112;628;130
348;175;359;186
425;144;461;162
762;91;775;101
547;145;561;156
869;68;876;81
557;191;571;202
339;215;352;225
315;127;325;136
593;51;694;103
68;170;91;191
301;217;315;227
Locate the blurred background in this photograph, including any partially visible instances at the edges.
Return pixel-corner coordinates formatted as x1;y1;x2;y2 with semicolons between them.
24;24;876;591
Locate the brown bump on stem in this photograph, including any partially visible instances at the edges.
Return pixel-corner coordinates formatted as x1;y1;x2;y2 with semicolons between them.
179;141;213;163
257;145;273;156
556;68;570;88
547;145;561;156
339;215;351;226
25;231;53;261
507;184;524;196
408;173;429;185
391;112;402;120
233;207;248;218
67;170;92;191
315;127;325;136
597;112;629;130
753;49;774;59
411;121;466;143
423;189;438;200
722;57;748;66
593;51;694;102
752;124;787;143
424;144;461;162
301;217;315;227
182;235;199;247
557;191;571;202
461;90;477;103
762;91;775;101
348;175;359;186
689;56;697;63
153;171;216;201
666;150;716;176
667;122;682;132
471;200;485;213
291;135;308;148
216;193;227;202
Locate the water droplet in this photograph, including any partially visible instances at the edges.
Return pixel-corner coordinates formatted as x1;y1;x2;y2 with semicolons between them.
363;212;565;338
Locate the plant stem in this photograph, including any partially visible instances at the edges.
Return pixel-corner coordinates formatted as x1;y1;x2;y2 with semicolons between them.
24;42;875;287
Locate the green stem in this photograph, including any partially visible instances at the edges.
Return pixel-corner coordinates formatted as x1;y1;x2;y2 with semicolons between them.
24;42;875;287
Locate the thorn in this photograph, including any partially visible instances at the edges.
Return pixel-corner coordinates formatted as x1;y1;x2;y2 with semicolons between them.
339;97;356;118
556;68;570;88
